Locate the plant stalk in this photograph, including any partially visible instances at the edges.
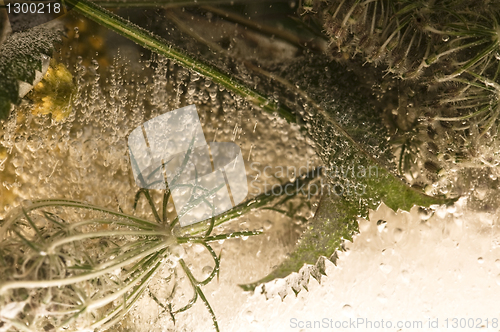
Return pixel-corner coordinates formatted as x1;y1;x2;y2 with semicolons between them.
63;0;297;123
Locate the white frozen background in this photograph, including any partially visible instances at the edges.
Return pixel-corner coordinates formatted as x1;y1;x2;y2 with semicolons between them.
124;196;500;332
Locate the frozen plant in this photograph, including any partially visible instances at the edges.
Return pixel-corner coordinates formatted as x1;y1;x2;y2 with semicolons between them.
0;152;320;331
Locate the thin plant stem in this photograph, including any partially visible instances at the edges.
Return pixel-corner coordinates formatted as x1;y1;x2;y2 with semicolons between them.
197;5;327;51
86;251;164;310
0;240;172;292
90;252;165;330
179;258;220;332
177;230;262;243
163;190;171;224
45;229;170;252
182;167;322;236
0;199;160;232
63;0;297;123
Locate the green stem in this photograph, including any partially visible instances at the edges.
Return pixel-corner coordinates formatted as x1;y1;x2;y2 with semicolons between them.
64;0;297;123
178;230;262;243
46;229;169;252
86;250;164;310
0;240;171;292
182;167;322;236
200;5;327;51
179;259;220;332
90;250;166;330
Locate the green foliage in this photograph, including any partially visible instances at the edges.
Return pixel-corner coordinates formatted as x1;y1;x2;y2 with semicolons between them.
0;197;260;331
319;0;500;79
317;0;500;171
240;55;455;291
0;22;63;120
0;167;318;331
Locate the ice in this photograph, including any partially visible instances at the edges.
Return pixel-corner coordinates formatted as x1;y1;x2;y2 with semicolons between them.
2;13;500;331
0;45;320;330
218;199;500;332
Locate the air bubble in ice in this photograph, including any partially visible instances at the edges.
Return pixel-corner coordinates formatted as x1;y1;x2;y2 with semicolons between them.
379;263;392;274
202;265;213;277
169;245;185;261
341;304;353;317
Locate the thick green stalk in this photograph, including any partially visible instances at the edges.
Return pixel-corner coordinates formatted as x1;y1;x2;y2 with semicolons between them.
64;0;297;123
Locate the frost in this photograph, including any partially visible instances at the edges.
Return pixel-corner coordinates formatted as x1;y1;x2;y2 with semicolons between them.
221;200;500;332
